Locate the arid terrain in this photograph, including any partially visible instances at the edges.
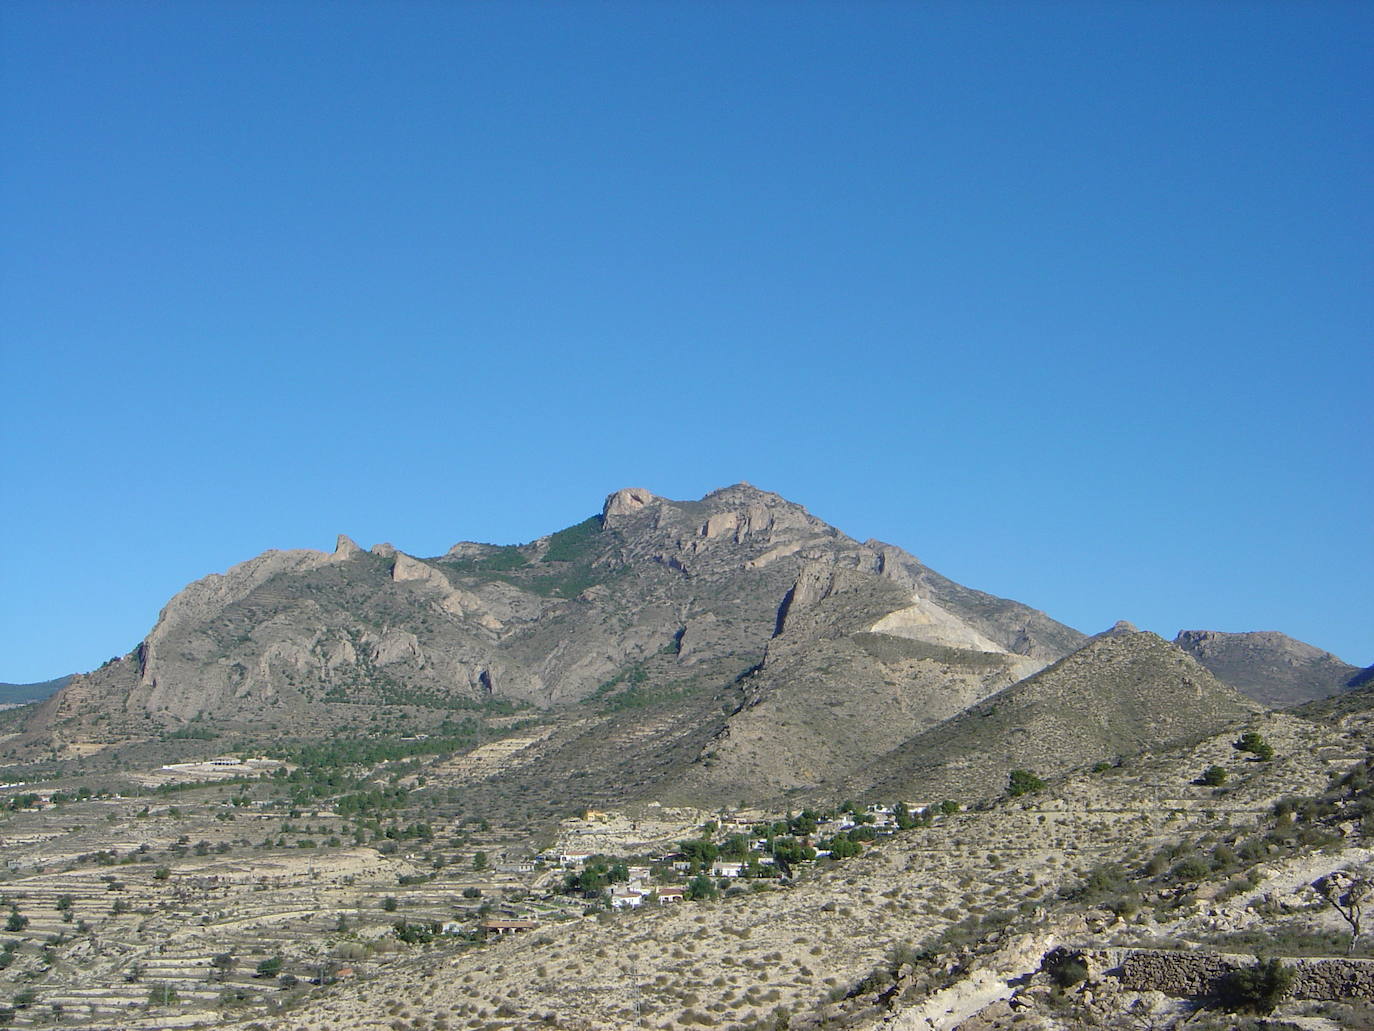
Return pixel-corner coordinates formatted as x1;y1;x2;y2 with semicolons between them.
0;486;1369;1029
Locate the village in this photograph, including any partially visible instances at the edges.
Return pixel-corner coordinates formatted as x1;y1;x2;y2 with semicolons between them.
0;748;959;1027
535;799;952;917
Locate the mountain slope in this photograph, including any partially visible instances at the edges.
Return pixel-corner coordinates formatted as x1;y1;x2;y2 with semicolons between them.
862;623;1262;804
1174;629;1365;708
674;560;1048;804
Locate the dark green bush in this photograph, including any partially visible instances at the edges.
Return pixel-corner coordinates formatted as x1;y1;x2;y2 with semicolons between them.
1051;958;1088;988
1234;732;1274;761
1007;770;1045;797
1218;957;1293;1013
1170;856;1211;882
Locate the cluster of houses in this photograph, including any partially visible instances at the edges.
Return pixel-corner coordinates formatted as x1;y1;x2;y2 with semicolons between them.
429;801;947;942
542;802;936;909
535;853;690;909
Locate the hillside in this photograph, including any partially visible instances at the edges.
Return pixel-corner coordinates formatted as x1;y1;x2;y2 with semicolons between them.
1175;629;1365;708
198;709;1373;1031
862;624;1261;805
1;486;1370;1029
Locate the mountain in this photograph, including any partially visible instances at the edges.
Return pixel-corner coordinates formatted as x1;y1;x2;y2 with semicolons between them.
862;623;1261;804
1174;629;1365;708
22;483;1327;815
0;675;72;707
16;483;1077;758
17;485;1084;797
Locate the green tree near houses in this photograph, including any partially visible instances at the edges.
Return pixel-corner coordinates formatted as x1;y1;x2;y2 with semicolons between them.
678;838;718;873
685;874;717;901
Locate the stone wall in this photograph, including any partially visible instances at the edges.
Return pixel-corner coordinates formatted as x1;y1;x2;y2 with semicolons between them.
1075;946;1374;1002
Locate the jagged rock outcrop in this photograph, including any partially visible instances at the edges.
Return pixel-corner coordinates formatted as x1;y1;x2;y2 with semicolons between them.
601;486;657;521
332;534;363;559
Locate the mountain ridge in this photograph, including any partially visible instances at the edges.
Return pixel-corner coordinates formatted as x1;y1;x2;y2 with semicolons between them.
11;483;1355;816
1173;628;1365;708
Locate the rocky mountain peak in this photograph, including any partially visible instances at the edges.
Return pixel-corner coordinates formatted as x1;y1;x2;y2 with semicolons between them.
332;534;363;559
1175;629;1335;663
701;482;794;510
601;487;659;521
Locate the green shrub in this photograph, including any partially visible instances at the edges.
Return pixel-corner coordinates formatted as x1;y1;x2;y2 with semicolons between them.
146;983;178;1006
1200;765;1228;786
1041;947;1090;990
1170;856;1211;882
1007;770;1045;797
1234;732;1274;761
1051;957;1088;989
1218;957;1293;1013
1074;863;1127;900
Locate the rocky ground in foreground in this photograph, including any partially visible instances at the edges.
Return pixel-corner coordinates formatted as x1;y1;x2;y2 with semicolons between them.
178;709;1373;1031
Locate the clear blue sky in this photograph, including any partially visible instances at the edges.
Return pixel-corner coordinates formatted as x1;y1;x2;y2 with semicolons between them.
2;1;1370;682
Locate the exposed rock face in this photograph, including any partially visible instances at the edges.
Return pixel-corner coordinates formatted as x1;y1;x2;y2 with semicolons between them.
865;541;1086;661
601;487;657;521
869;597;1008;654
1174;629;1364;708
332;534;363;559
